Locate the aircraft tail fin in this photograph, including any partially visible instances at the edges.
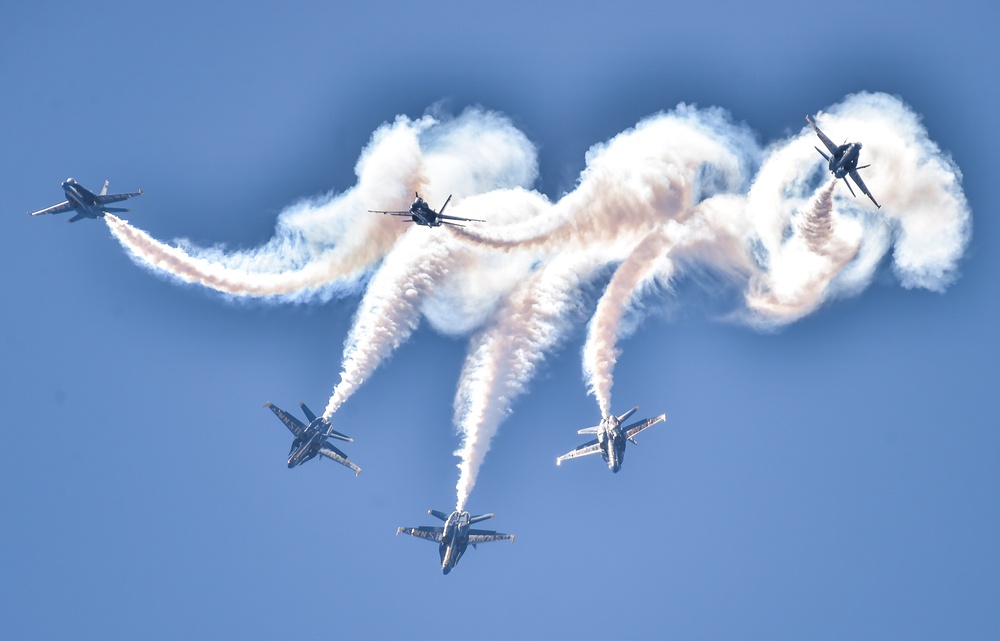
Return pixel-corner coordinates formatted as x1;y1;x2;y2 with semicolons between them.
842;177;857;198
813;146;830;162
617;406;639;423
856;164;871;170
299;402;318;423
439;194;453;216
577;426;600;435
428;509;450;522
100;180;109;196
101;207;129;213
68;213;87;223
469;513;494;524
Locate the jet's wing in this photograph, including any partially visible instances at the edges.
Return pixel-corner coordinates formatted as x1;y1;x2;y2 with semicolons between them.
29;201;74;216
95;190;142;205
396;526;444;542
556;438;601;465
623;413;667;441
438;213;485;223
806;115;840;156
264;402;305;437
848;170;880;209
319;445;361;476
468;529;515;544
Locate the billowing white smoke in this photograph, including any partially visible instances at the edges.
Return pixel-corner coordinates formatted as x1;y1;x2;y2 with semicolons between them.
453;250;603;511
106;109;538;303
104;93;970;513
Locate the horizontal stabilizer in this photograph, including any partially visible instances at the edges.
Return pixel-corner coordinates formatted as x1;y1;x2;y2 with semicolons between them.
469;513;494;524
101;207;129;213
577;426;600;435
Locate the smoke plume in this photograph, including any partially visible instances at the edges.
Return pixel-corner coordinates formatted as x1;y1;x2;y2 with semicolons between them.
103;94;969;513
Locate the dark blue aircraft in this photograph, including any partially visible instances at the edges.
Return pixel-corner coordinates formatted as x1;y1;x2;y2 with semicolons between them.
556;406;666;473
397;509;514;574
29;178;143;222
369;192;484;227
264;401;360;475
806;115;881;209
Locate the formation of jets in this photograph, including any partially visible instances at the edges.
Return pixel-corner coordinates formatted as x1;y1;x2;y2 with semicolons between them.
28;178;143;223
30;110;880;574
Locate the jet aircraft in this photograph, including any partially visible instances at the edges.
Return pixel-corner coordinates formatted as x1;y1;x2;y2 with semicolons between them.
556;406;666;473
263;401;360;475
397;509;514;574
806;115;881;209
29;178;143;222
369;193;484;227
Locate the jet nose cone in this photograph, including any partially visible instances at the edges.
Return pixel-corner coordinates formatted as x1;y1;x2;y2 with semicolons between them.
442;565;452;575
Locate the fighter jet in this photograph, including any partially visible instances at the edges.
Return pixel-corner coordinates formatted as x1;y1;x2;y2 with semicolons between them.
263;401;360;475
556;407;666;473
29;178;143;223
369;192;484;227
806;115;881;209
397;509;515;575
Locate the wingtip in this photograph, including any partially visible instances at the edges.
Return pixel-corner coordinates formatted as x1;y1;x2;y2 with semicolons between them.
354;468;361;477
396;527;403;536
264;401;272;408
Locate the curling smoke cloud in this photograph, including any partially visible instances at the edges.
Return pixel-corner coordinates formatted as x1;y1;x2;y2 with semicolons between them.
106;93;970;511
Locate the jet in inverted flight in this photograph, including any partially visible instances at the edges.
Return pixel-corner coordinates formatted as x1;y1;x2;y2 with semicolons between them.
806;115;880;209
264;401;360;475
397;509;514;574
29;178;143;223
556;406;666;473
369;193;484;227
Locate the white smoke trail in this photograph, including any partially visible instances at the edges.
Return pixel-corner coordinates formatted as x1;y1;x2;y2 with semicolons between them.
106;116;431;300
743;92;970;327
105;108;538;303
319;113;540;416
582;228;675;418
100;92;970;514
453;250;603;511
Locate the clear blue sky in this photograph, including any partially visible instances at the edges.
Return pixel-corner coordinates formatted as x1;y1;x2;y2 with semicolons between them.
2;1;998;639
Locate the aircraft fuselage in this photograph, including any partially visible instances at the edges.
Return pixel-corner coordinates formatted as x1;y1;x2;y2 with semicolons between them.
408;198;442;227
439;511;473;574
828;143;863;179
61;178;105;220
286;417;335;467
596;415;627;473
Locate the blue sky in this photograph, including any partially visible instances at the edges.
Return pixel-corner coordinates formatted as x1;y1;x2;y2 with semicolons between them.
2;1;998;639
